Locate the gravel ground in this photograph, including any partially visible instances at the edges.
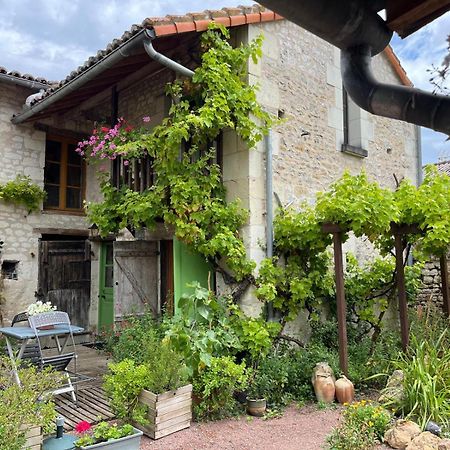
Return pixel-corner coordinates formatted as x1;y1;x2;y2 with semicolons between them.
140;405;342;450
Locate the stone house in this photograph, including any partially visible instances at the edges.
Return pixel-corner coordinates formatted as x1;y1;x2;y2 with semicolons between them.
0;5;421;332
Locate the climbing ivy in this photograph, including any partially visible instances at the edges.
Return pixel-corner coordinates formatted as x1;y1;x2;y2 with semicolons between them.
84;24;273;282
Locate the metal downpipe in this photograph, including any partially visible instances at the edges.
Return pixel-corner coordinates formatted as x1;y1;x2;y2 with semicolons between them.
143;30;194;78
341;45;450;136
265;130;274;320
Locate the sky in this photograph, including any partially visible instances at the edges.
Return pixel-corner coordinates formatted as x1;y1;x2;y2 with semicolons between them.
0;0;449;164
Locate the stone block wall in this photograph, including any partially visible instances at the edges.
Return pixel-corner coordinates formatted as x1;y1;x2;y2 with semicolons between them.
417;258;449;308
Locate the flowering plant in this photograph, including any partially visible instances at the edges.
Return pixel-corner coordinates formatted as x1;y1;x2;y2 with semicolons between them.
26;301;57;316
76;116;151;165
73;421;135;447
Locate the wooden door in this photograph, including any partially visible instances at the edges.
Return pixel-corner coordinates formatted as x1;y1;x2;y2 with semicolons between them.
98;242;114;331
113;241;159;319
38;240;91;328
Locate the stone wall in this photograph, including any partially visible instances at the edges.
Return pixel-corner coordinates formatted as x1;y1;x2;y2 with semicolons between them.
417;258;449;308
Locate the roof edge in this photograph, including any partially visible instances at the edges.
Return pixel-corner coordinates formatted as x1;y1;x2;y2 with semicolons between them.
383;45;413;87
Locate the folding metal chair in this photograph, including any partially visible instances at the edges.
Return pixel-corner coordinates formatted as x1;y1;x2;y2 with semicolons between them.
27;311;88;402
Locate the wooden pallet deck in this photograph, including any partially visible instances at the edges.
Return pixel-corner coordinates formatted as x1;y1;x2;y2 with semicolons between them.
55;385;115;430
53;344;115;430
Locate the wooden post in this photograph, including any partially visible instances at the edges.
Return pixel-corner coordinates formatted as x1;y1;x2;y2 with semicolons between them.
332;231;348;376
394;233;409;351
440;254;450;317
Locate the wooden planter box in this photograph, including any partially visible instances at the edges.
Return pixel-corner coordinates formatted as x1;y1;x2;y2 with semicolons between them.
21;425;42;450
135;384;192;439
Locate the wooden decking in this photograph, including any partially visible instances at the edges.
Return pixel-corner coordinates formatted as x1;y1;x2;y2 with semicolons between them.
53;344;115;430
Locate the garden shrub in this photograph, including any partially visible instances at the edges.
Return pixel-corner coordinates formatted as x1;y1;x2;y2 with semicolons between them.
0;359;61;450
193;356;250;420
101;313;163;364
327;401;391;450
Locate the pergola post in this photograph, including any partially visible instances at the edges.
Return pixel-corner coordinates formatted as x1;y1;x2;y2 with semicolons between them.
440;254;450;317
332;231;348;376
394;233;409;351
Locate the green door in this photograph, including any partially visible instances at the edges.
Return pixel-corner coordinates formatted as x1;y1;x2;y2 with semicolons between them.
98;242;114;330
173;239;213;313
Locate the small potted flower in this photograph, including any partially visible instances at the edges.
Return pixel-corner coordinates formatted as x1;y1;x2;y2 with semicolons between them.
73;421;143;450
26;301;57;329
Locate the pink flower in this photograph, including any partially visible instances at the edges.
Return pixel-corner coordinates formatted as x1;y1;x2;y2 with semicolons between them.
75;421;92;434
110;144;116;150
123;160;129;166
142;116;151;123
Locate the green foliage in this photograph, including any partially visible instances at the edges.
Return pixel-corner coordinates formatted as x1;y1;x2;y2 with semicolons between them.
85;25;273;281
163;283;279;376
0;175;46;212
327;401;391;450
193;356;250;420
74;422;135;447
101;314;163;364
163;284;242;377
248;354;291;408
0;359;61;450
395;165;450;256
316;170;397;241
386;312;450;429
104;343;188;423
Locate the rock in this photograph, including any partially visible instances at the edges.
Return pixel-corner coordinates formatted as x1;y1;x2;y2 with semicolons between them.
438;439;450;450
384;420;422;449
379;369;405;406
407;431;441;450
425;421;442;436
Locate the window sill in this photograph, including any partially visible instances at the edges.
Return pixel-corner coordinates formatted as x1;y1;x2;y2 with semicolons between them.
341;143;368;158
42;208;86;217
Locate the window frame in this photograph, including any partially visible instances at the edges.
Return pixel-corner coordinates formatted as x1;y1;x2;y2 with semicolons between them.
44;134;86;214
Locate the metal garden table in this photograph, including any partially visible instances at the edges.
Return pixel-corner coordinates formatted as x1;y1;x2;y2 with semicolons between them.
0;324;84;389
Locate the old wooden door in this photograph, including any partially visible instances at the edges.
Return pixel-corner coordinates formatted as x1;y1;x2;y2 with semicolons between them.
38;240;91;328
113;241;159;319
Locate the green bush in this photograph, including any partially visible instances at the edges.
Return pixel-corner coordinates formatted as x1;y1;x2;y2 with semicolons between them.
193;356;250;420
327;401;391;450
0;175;46;212
0;359;61;450
104;342;188;424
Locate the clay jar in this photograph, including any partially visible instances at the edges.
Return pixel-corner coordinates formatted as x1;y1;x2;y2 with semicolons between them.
335;375;355;404
311;362;336;403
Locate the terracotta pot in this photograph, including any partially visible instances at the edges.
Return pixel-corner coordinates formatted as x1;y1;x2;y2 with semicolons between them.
313;376;335;403
335;375;355;404
246;398;266;417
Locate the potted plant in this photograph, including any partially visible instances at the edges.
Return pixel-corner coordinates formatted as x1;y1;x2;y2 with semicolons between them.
246;372;269;417
73;421;143;449
104;341;191;440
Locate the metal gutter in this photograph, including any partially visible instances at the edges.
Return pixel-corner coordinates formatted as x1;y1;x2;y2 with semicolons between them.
0;73;49;91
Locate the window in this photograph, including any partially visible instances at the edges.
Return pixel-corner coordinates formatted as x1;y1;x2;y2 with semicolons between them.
44;136;85;212
341;87;368;158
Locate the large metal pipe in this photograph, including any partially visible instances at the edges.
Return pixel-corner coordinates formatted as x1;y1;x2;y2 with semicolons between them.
341;46;450;136
259;0;392;56
260;0;450;137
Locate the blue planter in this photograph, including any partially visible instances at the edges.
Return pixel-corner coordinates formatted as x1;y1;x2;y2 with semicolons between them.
79;427;143;450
